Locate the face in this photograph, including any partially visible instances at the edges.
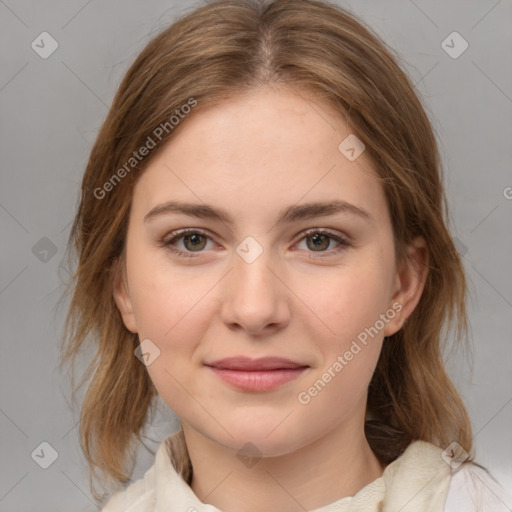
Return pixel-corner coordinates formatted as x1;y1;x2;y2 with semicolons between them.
114;86;426;456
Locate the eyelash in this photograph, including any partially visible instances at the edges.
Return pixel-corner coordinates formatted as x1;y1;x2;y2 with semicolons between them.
160;228;352;259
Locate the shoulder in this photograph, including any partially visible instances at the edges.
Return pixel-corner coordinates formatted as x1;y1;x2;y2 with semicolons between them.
444;462;512;512
101;464;156;512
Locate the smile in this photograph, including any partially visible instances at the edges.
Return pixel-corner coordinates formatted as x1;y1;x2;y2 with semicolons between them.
204;357;309;392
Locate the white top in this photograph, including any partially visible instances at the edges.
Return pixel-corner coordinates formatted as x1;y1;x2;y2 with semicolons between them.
101;432;512;512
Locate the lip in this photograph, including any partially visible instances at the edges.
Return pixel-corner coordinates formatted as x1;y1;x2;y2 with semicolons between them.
204;357;309;392
206;356;307;371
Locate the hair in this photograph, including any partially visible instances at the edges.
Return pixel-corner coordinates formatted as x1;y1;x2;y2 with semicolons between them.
58;0;474;502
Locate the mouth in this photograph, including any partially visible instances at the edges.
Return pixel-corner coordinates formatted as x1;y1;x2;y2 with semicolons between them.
204;357;310;392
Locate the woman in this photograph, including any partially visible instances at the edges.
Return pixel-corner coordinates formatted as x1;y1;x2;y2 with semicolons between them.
59;0;510;510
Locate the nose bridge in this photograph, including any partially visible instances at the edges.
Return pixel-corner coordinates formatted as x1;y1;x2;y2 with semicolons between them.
220;238;289;333
232;239;279;302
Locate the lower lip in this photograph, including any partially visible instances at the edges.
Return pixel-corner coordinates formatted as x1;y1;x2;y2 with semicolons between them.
207;367;308;391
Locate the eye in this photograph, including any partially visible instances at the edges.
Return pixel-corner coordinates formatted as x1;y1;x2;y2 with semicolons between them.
294;228;351;257
160;228;351;258
161;228;214;258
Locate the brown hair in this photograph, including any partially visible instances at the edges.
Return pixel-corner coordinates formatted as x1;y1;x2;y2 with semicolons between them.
59;0;473;502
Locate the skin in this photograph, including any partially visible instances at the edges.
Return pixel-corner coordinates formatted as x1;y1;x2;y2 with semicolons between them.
114;85;428;512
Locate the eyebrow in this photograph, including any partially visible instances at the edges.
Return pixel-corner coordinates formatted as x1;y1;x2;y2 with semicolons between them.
144;199;374;227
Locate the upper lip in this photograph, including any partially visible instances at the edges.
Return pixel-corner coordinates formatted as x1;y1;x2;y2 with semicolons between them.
205;357;308;371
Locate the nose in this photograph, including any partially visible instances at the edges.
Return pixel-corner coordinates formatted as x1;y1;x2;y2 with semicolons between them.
220;249;291;337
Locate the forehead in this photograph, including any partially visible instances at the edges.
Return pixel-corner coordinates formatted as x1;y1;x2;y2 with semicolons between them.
131;86;387;225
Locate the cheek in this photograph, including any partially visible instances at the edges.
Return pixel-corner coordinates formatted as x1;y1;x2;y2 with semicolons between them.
126;241;206;338
291;252;393;409
126;252;215;370
295;266;388;418
131;277;208;414
297;256;394;345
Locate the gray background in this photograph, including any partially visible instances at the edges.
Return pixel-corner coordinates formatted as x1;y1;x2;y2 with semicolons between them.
1;0;511;510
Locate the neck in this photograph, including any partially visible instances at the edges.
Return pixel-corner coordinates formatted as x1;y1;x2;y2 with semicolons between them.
182;421;385;512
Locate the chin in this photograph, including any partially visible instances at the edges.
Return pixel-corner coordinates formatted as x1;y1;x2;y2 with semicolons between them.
205;417;311;458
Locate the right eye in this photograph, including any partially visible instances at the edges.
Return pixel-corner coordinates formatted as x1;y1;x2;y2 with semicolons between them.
161;229;216;258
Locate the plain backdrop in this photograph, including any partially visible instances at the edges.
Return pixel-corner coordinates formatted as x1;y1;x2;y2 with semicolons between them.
1;0;511;510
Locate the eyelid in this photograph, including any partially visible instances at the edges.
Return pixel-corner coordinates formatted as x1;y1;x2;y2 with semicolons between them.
295;227;351;243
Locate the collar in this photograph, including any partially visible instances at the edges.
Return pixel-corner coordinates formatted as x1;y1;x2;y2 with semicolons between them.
103;431;451;511
152;431;451;512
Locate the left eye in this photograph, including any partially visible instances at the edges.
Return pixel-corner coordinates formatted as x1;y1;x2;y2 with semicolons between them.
161;228;351;258
295;229;350;255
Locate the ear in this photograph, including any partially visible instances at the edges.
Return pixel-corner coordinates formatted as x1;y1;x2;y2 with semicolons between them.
112;258;138;334
384;236;429;337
